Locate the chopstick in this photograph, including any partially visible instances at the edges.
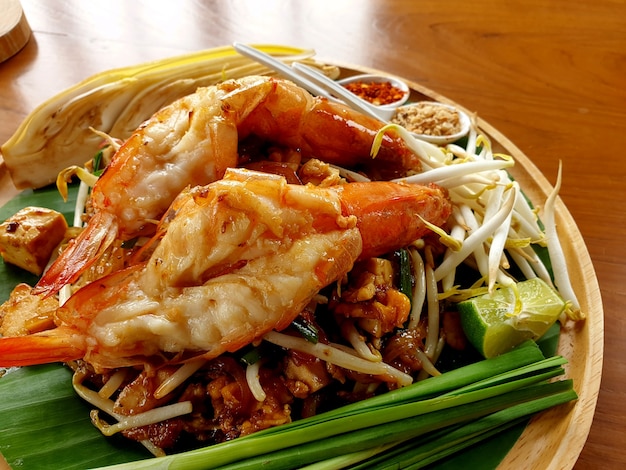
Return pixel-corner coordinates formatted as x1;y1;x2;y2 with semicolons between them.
290;62;394;121
232;42;390;122
232;42;332;99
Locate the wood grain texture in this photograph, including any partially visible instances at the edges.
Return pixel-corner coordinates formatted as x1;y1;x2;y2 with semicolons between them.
0;0;624;468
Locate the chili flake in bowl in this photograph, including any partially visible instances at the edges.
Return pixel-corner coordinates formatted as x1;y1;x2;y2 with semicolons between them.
391;101;471;145
337;74;410;108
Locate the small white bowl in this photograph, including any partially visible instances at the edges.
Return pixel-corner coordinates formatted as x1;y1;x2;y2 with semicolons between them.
391;101;471;145
337;74;410;109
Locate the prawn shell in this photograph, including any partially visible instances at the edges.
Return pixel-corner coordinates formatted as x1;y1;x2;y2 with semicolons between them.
0;326;86;366
335;181;452;259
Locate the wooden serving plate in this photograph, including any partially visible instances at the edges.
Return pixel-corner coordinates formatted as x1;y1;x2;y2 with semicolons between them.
0;59;603;469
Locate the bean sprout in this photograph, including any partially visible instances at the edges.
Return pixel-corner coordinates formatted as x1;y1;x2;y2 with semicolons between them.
246;360;267;402
264;331;413;387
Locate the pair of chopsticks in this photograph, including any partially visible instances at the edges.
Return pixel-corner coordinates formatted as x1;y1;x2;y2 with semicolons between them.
233;42;392;122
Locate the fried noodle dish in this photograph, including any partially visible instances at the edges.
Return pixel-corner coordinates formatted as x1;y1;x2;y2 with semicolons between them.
0;74;582;458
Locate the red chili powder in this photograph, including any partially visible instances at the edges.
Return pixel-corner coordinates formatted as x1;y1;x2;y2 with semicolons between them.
343;80;406;106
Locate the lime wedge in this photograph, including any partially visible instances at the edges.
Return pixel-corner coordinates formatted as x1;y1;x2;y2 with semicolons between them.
458;278;566;358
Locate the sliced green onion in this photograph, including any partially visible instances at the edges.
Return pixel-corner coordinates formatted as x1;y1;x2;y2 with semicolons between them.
291;316;319;344
92;148;105;175
395;248;413;301
238;345;265;366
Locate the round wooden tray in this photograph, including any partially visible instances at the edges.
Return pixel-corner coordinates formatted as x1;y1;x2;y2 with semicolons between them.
0;58;603;470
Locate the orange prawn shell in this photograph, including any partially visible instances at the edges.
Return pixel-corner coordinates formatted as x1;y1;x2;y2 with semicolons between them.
335;181;452;259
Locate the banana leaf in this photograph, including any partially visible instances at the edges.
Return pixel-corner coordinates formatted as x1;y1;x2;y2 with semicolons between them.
0;364;149;469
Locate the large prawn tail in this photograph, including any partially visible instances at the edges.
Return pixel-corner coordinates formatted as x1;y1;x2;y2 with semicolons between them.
335;181;453;259
34;212;119;297
0;327;86;367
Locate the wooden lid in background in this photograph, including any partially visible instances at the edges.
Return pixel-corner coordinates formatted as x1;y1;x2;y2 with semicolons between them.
0;0;31;63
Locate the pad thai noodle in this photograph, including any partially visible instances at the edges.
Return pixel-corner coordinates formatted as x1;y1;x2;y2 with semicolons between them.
0;74;581;458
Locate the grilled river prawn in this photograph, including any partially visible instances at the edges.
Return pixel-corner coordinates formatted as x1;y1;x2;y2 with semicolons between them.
0;169;451;370
34;75;421;297
0;169;451;452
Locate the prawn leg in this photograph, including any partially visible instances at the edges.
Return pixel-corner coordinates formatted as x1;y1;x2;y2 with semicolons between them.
35;211;119;294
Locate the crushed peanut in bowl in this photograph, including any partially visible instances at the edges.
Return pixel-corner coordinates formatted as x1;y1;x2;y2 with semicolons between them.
391;102;462;137
390;101;471;145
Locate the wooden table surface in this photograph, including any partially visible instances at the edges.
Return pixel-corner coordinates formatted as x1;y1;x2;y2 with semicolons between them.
0;0;623;468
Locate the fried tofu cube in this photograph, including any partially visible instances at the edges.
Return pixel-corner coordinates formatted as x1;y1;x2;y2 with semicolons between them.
0;206;68;276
